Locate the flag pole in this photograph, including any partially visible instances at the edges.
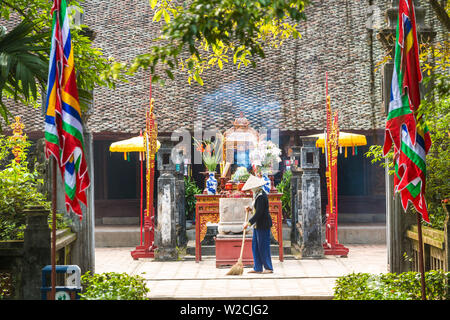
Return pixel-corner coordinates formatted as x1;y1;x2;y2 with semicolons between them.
416;211;426;300
51;157;57;300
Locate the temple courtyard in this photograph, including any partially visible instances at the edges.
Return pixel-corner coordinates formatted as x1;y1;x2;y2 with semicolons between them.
95;244;387;300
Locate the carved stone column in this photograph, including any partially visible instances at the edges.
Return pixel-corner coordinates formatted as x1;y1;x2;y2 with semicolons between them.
154;143;178;260
298;137;324;258
22;205;51;300
290;146;303;246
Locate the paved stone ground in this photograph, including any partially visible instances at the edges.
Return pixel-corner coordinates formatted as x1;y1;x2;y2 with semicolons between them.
95;244;387;300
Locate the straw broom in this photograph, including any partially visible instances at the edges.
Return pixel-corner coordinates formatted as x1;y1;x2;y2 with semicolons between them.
226;208;250;276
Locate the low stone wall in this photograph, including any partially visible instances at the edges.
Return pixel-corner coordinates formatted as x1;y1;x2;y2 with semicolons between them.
0;206;76;300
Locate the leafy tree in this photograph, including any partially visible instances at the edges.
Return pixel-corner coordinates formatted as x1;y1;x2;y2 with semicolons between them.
426;0;450;32
0;21;48;123
0;133;49;240
416;43;449;229
114;0;308;85
0;0;120;125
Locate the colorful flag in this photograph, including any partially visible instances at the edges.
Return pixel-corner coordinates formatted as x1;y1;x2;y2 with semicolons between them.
383;0;418;156
394;144;429;223
398;0;422;112
44;0;90;219
396;124;429;222
384;0;431;222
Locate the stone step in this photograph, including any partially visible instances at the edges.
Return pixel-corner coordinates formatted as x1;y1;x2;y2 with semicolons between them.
186;223;387;245
338;223;386;244
95;225;141;248
94;223;386;247
185;240;292;256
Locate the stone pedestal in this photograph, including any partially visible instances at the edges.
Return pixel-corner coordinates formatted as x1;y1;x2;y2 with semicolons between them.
215;197;253;267
218;198;253;235
22;205;51;300
154;172;178;261
290;146;303;246
175;170;187;247
299;137;324;258
70;130;95;275
158;138;187;248
215;234;253;267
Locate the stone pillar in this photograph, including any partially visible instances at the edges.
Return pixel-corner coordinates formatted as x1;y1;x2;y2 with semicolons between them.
70;129;96;275
159;136;187;247
386;164;417;273
154;143;178;260
155;172;178;260
290;146;303;246
299;137;324;258
175;168;187;247
22;205;51;300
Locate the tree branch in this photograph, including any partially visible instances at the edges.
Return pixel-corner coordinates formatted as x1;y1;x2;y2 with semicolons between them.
0;0;30;21
427;0;450;31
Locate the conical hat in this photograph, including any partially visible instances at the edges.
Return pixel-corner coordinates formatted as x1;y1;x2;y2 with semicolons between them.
242;174;266;191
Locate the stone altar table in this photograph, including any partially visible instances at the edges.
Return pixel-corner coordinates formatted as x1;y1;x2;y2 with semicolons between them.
215;198;253;267
195;193;284;263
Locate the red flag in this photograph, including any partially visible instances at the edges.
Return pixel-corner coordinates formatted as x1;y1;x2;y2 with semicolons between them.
398;0;422;112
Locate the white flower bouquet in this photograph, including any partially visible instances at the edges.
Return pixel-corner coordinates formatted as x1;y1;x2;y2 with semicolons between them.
232;166;250;182
249;140;282;173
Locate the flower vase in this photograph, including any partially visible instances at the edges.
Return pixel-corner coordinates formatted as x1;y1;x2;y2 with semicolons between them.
262;173;271;194
206;172;217;195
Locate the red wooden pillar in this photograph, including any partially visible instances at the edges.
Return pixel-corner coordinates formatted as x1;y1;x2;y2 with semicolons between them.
322;74;348;257
131;84;158;259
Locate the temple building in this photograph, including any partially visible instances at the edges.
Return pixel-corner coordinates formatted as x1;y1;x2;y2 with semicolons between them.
3;0;447;235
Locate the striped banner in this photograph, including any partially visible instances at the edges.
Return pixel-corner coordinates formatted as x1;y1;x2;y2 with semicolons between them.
44;0;90;219
382;0;417;156
396;124;429;222
384;0;431;223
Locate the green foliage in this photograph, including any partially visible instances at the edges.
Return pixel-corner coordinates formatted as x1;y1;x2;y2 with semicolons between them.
418;72;450;229
364;144;394;174
276;170;292;219
0;0;120;124
48;213;72;232
184;176;201;220
0;134;49;240
79;272;150;300
0;21;48;125
193;133;223;172
333;270;450;300
118;0;308;86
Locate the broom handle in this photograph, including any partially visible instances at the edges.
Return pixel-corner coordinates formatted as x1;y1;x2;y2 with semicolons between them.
239;209;249;260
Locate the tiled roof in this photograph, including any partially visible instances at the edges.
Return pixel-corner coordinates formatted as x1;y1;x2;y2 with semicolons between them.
81;0;390;135
2;0;445;138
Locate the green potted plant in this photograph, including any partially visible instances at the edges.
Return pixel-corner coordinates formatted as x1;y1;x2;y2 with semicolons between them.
184;176;201;226
276;170;292;223
0;133;50;241
231;166;250;190
193;133;223;195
